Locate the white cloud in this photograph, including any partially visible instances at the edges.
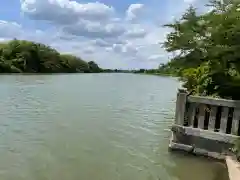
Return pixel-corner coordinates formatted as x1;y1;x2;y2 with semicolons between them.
21;0;128;39
184;0;197;3
62;20;125;38
0;21;22;38
12;0;208;69
124;27;147;38
111;42;138;55
82;46;95;54
92;39;111;47
21;0;114;24
126;4;144;21
148;54;165;61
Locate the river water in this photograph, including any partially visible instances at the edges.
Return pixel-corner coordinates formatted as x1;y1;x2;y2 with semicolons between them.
0;74;229;180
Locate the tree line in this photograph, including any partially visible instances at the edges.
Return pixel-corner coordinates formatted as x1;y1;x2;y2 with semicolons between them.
0;39;156;75
0;39;101;73
156;0;240;100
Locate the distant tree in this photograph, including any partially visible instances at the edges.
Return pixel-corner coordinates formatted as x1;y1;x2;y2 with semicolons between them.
88;61;101;73
139;69;145;73
60;54;89;73
0;39;101;74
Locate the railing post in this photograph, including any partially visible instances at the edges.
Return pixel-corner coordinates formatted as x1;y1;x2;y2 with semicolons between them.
175;89;188;126
220;107;229;133
187;103;196;127
208;106;217;131
232;108;240;135
198;104;206;129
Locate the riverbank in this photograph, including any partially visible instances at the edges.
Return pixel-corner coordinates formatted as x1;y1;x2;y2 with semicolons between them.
134;72;177;77
226;156;240;180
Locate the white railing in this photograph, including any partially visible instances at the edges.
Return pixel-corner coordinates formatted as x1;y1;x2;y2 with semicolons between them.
175;90;240;136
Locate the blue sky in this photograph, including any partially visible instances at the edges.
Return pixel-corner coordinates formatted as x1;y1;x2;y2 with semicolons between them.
0;0;205;69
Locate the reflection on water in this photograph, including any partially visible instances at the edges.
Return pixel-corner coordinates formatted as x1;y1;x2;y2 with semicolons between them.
0;74;229;180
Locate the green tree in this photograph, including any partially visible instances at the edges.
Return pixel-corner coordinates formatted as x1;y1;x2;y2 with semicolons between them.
60;54;89;73
162;0;240;99
0;39;101;74
88;61;101;73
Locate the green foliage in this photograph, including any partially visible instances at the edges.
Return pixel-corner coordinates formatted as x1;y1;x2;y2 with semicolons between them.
162;0;240;99
231;138;240;161
0;39;101;73
181;63;212;95
60;54;90;73
88;61;101;73
102;69;133;73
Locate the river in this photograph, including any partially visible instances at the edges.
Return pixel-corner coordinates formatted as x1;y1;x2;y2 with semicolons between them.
0;74;229;180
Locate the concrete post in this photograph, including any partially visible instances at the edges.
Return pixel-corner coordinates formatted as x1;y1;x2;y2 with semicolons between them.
175;89;188;126
220;107;229;133
232;108;240;135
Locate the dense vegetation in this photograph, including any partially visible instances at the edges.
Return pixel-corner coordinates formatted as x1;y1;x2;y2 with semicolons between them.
102;69;134;73
156;0;240;100
231;139;240;161
0;39;101;73
133;64;178;76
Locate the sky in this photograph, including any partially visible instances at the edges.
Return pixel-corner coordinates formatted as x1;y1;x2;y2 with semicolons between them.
0;0;206;69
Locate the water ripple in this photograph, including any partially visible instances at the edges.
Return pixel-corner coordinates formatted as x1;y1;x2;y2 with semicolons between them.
0;74;228;180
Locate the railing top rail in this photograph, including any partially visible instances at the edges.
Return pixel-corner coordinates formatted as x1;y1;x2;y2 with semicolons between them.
187;95;240;108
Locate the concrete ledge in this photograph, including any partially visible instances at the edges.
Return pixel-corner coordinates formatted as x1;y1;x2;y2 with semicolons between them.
172;125;238;143
226;156;240;180
188;95;240;108
170;125;238;160
169;141;193;152
193;147;225;160
169;140;225;160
